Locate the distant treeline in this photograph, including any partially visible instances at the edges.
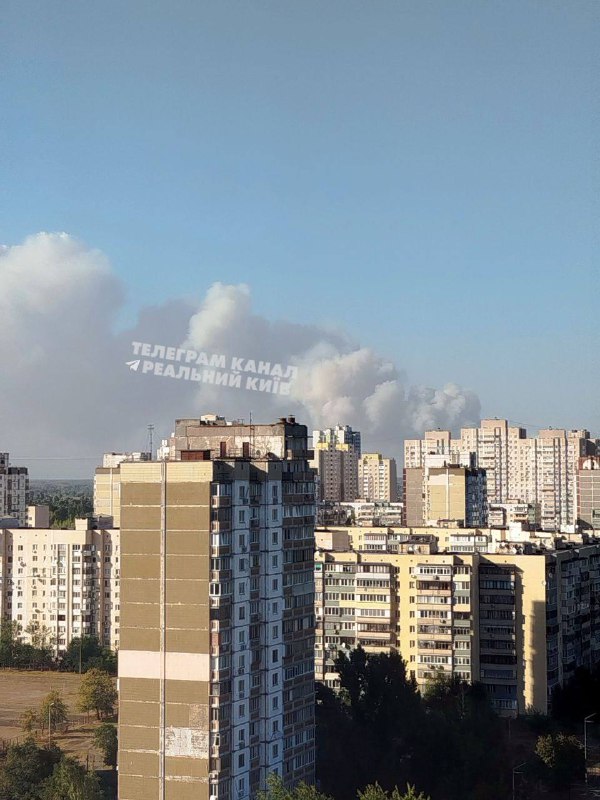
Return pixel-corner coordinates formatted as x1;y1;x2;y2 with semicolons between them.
29;481;93;528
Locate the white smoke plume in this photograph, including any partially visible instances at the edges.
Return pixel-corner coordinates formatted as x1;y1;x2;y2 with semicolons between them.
0;233;480;477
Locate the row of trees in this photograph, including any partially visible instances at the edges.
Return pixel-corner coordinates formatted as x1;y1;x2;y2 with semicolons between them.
29;485;93;529
0;739;104;800
316;648;589;800
316;648;509;800
20;669;117;738
259;774;430;800
0;624;116;674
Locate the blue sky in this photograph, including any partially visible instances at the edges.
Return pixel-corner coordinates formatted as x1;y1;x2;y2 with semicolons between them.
2;0;598;436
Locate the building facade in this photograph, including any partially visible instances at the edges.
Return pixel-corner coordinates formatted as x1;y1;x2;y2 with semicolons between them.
0;519;120;653
358;453;398;502
315;529;600;715
118;418;315;800
577;457;600;531
311;425;361;503
27;505;50;528
94;452;152;527
0;452;28;527
405;421;599;531
425;465;487;528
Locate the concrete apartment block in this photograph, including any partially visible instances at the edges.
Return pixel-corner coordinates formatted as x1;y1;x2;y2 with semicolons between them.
315;527;600;715
118;418;315;800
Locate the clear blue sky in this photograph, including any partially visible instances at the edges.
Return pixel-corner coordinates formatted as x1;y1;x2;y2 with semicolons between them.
2;0;598;433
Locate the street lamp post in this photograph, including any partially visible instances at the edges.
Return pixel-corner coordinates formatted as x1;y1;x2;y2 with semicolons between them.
512;762;527;800
585;713;596;785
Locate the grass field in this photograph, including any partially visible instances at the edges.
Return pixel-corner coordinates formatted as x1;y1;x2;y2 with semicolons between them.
0;670;112;766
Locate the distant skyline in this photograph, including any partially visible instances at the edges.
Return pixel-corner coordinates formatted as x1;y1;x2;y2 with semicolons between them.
1;1;598;477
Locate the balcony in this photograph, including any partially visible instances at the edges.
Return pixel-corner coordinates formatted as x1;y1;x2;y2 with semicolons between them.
211;521;231;533
211;496;231;508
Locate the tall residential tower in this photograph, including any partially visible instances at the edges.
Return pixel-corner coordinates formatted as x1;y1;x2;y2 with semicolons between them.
118;417;315;800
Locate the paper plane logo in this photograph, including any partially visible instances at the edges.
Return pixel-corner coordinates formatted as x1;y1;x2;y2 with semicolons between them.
126;360;141;371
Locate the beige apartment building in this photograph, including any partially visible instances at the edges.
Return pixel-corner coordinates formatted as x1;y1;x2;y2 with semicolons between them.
0;519;120;653
405;420;599;530
311;425;361;502
578;457;600;531
118;417;315;800
403;451;487;529
315;527;600;715
358;453;398;502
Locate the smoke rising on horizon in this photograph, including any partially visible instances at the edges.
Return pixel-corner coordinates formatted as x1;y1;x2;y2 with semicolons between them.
0;232;481;477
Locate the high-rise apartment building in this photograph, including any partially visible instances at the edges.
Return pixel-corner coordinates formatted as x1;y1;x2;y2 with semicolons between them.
358;453;398;502
0;452;29;527
405;421;599;531
311;425;361;503
425;465;487;528
117;417;315;800
532;428;593;532
0;518;120;653
403;452;487;528
577;457;600;531
315;529;600;715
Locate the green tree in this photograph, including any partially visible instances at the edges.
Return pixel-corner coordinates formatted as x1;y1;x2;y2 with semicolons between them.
358;784;431;800
0;739;61;800
258;773;333;800
61;637;116;675
317;648;423;795
21;708;40;734
535;733;584;788
77;669;117;719
40;691;69;734
41;757;104;800
422;670;467;716
336;648;421;740
93;723;117;770
0;620;23;667
25;621;55;652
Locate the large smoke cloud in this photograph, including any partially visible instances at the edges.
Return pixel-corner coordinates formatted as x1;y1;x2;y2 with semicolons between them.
0;233;480;477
